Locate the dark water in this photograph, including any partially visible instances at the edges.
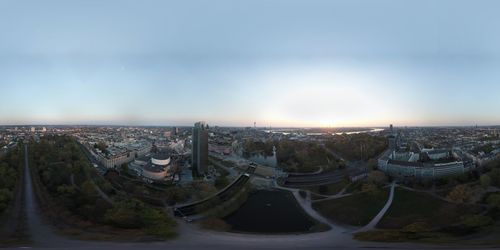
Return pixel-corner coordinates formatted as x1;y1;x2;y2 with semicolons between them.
224;190;316;233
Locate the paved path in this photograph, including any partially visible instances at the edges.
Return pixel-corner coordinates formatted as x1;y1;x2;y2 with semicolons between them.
22;144;79;248
355;181;396;232
274;183;354;232
292;189;342;231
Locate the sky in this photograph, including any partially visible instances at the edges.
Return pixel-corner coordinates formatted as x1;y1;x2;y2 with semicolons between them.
1;0;500;127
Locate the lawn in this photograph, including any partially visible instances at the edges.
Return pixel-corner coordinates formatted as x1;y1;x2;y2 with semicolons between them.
312;188;389;226
378;188;480;229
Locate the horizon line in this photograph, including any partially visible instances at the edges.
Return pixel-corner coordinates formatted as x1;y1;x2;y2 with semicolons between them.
1;123;500;129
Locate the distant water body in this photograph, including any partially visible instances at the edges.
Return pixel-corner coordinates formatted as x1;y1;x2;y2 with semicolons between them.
265;128;384;136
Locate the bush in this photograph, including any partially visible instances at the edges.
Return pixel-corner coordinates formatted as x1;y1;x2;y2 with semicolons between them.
141;206;177;238
0;188;13;212
402;222;432;233
368;170;388;185
165;187;188;205
480;174;492;189
354;231;408;242
486;193;500;207
461;215;493;229
105;199;144;228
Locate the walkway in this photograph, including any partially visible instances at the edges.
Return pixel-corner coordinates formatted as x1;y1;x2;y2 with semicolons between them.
355;181;396;232
22;144;79;247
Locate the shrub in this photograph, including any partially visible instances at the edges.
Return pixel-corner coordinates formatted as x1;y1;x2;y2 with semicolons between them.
402;222;432;233
461;215;493;229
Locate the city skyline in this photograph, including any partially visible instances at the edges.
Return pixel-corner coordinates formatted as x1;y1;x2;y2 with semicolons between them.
2;0;500;127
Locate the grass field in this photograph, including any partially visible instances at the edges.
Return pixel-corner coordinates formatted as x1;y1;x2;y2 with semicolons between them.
378;188;479;229
312;188;389;226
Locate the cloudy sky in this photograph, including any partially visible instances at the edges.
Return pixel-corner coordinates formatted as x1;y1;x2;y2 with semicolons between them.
1;0;500;127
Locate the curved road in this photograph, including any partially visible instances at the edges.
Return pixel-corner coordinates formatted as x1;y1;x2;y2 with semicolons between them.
18;145;491;250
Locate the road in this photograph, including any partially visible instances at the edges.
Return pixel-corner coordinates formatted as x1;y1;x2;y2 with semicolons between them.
15;145;494;250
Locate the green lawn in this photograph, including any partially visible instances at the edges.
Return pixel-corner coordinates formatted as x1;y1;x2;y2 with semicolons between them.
378;188;479;229
312;188;389;226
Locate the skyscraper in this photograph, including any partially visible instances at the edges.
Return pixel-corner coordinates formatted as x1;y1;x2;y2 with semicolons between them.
192;121;208;176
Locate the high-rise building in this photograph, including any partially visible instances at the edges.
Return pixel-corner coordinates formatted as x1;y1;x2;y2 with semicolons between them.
389;124;394;134
192;122;208;176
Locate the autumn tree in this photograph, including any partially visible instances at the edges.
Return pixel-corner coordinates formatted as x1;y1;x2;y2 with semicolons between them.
447;184;470;203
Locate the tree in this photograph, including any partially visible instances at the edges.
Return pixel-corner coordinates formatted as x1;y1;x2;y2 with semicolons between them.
121;163;129;173
214;176;230;189
367;159;378;171
165;187;188;205
81;180;98;197
105;199;144;229
447;184;470;203
489;168;500;187
486;193;500;207
94;142;108;155
362;182;379;194
480;174;492;189
368;170;387;185
0;188;12;212
192;182;217;200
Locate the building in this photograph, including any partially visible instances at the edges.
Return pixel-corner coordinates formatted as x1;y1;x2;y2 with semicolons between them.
192;121;209;176
100;150;135;168
378;147;472;179
129;152;173;181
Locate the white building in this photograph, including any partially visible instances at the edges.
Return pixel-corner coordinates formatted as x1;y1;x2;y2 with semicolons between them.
378;148;471;179
129;152;173;181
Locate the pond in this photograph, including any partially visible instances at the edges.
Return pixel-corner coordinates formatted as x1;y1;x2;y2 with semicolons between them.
224;190;318;233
